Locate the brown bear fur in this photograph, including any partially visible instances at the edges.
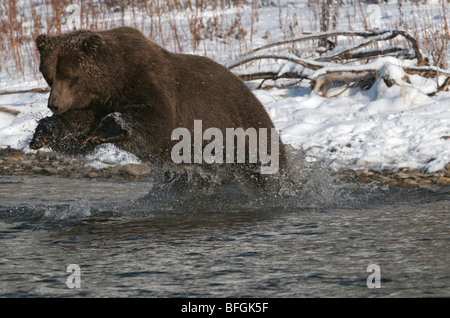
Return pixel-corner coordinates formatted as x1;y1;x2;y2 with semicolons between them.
30;27;286;171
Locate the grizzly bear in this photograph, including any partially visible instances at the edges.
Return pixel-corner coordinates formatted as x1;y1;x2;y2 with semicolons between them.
30;27;286;175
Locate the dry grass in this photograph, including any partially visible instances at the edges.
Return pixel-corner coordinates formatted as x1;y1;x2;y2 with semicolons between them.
1;0;449;81
1;0;259;79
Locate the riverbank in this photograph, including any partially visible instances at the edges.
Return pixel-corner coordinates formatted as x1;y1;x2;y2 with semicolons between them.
1;147;449;189
0;148;153;180
335;165;450;188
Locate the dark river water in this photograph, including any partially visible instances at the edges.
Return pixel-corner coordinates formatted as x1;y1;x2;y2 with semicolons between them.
0;167;449;298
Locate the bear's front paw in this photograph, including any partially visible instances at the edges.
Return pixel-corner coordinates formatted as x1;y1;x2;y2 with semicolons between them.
85;112;126;145
29;116;61;150
85;135;122;145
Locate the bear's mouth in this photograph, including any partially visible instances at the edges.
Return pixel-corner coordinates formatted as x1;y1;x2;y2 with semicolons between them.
29;136;49;150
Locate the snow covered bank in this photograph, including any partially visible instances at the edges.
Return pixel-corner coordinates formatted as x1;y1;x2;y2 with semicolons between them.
257;71;450;173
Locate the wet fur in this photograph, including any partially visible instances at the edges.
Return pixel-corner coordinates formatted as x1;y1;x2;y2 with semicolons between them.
30;27;287;168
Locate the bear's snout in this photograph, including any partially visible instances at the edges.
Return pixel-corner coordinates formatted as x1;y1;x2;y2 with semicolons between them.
48;100;60;113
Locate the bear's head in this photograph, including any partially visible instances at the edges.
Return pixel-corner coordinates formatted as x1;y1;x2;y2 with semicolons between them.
36;31;118;115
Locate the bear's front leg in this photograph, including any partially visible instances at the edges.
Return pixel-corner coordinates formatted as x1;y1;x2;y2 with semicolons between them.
29;116;62;150
85;112;129;145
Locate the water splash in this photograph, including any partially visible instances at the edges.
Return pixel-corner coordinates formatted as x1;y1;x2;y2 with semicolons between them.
43;198;92;221
135;146;341;212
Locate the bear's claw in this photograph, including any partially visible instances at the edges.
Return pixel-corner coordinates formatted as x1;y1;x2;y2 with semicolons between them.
85;113;126;145
30;140;42;149
30;135;50;150
84;136;98;144
85;134;121;145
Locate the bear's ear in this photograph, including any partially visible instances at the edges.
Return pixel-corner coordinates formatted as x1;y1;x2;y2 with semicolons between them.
81;33;104;57
35;34;55;53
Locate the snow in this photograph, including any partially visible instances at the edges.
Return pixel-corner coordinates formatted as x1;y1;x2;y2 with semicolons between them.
85;144;142;169
259;79;450;172
0;1;449;173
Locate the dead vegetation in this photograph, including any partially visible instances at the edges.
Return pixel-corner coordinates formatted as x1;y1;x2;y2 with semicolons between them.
1;0;450;97
229;29;450;97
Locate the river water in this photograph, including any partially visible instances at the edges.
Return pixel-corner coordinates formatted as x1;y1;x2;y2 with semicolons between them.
0;165;449;298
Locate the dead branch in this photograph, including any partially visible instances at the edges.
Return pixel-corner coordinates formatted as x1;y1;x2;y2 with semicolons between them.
246;30;392;56
316;47;414;62
230;29;450;97
311;70;377;96
236;71;306;82
245;30;425;65
0;107;20;116
0;87;50;96
403;65;450;78
228;54;326;71
438;77;450;91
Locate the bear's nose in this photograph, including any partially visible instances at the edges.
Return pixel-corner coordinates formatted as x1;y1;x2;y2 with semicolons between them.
48;101;60;113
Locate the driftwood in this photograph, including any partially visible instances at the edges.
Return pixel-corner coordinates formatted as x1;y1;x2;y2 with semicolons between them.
230;29;450;97
310;70;378;96
228;54;326;71
0;87;50;96
0;107;20;116
246;30;425;65
238;71;306;82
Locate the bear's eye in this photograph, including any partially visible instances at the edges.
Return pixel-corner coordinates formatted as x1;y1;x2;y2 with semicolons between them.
61;74;78;85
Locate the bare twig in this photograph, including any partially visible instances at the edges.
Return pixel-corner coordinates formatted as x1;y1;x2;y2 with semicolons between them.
246;30;390;55
245;29;425;65
228;54;326;70
0;87;50;96
316;47;414;62
403;65;450;77
311;70;377;95
230;29;450;97
0;107;20;116
236;71;306;82
438;77;450;91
